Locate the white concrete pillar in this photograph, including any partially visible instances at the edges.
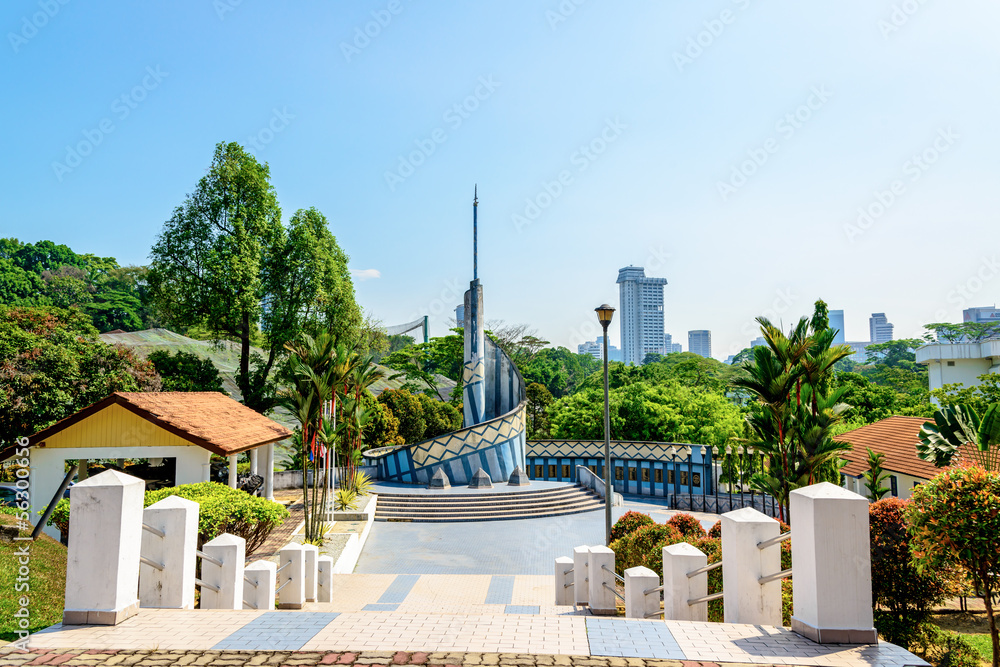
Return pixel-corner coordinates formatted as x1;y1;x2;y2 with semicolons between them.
139;495;198;609
200;533;246;610
202;462;212;483
63;470;145;625
317;556;334;603
587;545;616;616
303;543;319;602
554;556;574;605
244;560;276;611
624;566;660;619
663;542;708;622
250;449;259;477
573;545;590;605
721;507;781;626
278;543;306;609
790;482;877;644
228;454;238;488
264;443;275;501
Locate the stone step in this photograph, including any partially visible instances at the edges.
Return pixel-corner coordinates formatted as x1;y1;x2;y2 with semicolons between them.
376;501;604;522
376;493;601;512
373;485;591;501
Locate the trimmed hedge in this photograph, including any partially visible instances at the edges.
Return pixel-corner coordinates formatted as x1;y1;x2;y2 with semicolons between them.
49;482;289;558
609;510;654;543
666;512;707;539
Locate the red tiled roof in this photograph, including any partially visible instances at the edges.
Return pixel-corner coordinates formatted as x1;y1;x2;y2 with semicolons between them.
835;415;942;480
27;392;292;456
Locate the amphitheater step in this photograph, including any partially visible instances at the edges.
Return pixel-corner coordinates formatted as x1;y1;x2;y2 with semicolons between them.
373;484;604;522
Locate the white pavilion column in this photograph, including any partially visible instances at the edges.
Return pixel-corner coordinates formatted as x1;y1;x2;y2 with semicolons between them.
63;470;144;625
250;448;259;477
264;443;275;501
228;454;238;488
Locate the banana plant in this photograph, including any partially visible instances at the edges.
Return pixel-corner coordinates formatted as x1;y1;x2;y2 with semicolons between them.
918;403;1000;471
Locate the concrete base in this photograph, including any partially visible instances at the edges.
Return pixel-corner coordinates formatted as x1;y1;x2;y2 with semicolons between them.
63;600;139;626
277;602;303;609
791;617;879;645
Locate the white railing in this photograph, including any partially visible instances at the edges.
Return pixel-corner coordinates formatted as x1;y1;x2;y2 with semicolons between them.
555;482;877;645
63;470;324;625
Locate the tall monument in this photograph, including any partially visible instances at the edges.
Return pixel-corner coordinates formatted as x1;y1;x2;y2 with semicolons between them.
463;186;486;427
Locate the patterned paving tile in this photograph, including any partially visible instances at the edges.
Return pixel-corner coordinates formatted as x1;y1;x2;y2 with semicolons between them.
362;603;399;611
212;611;340;651
505;605;540;614
586;617;685;659
378;574;420;603
484;575;515;604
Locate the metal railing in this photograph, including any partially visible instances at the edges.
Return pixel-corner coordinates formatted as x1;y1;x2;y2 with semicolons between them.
602;581;625;602
757;531;792;585
688;591;724;606
140;556;164;571
757;531;791;551
602;564;624;584
195;578;220;593
686;561;722;579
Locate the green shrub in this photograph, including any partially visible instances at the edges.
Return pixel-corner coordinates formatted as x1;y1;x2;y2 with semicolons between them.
667;512;707;539
611;523;682;574
707;520;721;538
46;498;70;542
144;482;288;557
610;511;654;543
909;623;981;667
334;488;358;511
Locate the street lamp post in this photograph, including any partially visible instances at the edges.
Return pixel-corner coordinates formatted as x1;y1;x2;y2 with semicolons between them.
595;304;615;545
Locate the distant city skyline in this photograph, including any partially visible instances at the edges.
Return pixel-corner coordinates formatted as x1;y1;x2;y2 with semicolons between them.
4;3;998;361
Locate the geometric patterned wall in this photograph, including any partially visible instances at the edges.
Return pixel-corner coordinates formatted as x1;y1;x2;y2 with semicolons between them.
526;440;714;498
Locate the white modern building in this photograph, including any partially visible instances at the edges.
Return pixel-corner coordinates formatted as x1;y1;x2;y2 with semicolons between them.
688;330;712;358
829;310;845;346
869;313;893;344
668;343;683;354
846;341;872;364
750;336;767;349
917;340;1000;394
577;337;621;362
964;306;1000;324
617;266;668;365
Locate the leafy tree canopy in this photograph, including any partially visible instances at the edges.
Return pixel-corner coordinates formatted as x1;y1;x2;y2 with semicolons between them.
148;350;225;393
924;321;1000;343
0;306;161;444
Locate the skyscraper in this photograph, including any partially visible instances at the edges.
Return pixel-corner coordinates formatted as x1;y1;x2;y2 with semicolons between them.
870;313;894;344
829;309;845;346
617;266;668;365
688;330;712;358
964;306;1000;324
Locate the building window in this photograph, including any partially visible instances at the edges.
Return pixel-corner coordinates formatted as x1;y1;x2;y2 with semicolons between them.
680;470;689;486
890;475;898;497
667;469;675;484
615;466;623;480
654;468;662;483
562;464;571;479
642;468;650;482
947;361;955;367
692;472;701;487
628;467;636;481
535;465;543;478
548;464;557;479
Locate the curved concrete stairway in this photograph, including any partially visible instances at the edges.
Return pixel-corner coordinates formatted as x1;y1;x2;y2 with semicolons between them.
374;485;604;522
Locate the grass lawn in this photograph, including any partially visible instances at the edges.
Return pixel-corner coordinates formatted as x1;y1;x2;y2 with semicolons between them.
0;512;66;644
932;612;994;665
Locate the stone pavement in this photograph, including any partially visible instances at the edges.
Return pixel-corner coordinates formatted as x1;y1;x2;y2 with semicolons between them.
17;610;928;666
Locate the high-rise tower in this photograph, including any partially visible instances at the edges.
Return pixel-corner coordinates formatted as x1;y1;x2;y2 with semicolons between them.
617;266;668;365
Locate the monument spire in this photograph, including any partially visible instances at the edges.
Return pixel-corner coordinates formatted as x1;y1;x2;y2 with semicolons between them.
473;185;478;282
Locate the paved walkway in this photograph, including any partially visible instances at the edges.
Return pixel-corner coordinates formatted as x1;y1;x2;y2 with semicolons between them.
17;610;926;666
356;498;715;575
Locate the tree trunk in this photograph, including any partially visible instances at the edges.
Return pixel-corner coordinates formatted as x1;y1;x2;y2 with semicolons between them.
239;310;252;406
301;425;311;543
984;587;999;667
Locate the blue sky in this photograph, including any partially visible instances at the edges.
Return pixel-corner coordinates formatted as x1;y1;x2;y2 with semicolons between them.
3;1;999;359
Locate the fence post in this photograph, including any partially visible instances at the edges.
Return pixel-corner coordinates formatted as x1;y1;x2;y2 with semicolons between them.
317;555;334;603
624;566;659;619
244;560;276;611
303;544;319;602
573;546;590;605
790;482;877;644
663;542;708;622
554;556;574;605
587;545;616;616
63;470;145;625
201;533;246;610
721;507;781;625
278;543;306;609
139;495;198;609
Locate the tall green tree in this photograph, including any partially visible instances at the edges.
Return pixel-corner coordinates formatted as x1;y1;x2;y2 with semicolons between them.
731;307;853;522
864;448;891;500
147;143;362;413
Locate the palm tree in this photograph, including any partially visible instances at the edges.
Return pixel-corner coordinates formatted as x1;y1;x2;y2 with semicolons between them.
918;403;1000;471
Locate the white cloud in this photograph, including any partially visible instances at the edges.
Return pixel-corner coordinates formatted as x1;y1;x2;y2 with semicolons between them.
351;268;381;281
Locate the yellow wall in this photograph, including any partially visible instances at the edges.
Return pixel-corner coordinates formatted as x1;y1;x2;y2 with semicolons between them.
40;403;199;450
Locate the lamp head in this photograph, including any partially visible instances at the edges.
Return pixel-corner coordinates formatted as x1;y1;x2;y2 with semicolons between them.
595;304;615;327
